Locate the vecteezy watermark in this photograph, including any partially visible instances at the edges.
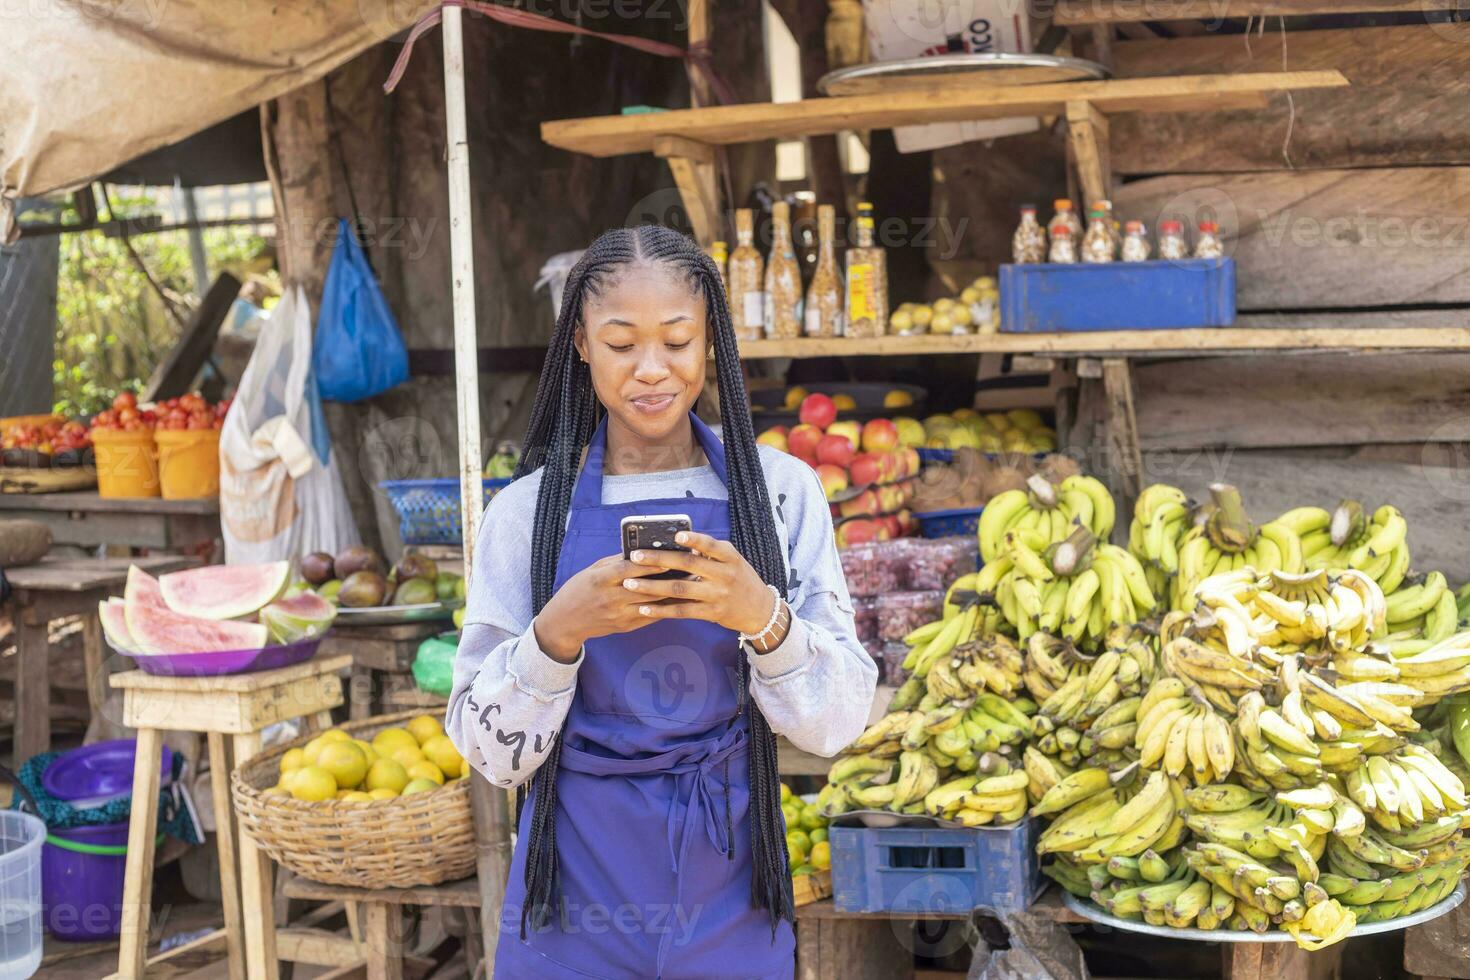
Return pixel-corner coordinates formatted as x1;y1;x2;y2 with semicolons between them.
623;188;970;260
301;217;439;263
1255;208;1470;251
360;415;445;488
1023;0;1235;31
622;644;714;728
360;0;688;32
500;899;705;945
1420;418;1470;505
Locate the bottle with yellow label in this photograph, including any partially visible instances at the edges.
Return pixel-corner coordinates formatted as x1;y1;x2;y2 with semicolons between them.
844;202;888;338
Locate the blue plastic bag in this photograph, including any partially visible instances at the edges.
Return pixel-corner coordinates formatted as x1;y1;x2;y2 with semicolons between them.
313;219;409;402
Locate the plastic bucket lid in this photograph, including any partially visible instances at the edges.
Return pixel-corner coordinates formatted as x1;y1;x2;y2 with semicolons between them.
41;740;173;806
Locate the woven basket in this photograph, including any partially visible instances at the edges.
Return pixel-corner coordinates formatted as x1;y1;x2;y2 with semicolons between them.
231;709;476;888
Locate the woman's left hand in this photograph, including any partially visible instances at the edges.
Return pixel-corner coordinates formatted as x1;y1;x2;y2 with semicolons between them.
624;531;777;635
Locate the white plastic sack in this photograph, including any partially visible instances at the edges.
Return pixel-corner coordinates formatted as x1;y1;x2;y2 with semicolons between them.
219;286;360;563
536;250;585;323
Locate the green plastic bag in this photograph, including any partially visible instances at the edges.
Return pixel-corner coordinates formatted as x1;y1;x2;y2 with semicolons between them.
412;632;459;698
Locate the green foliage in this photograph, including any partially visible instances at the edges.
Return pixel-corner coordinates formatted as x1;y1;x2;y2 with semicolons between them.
52;189;270;417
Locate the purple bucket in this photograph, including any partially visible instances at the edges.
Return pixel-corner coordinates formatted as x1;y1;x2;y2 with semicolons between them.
42;822;131;940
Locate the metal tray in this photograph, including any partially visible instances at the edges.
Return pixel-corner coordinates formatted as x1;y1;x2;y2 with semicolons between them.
817;53;1109;97
1061;882;1465;943
333;598;463;627
831;809;1023;831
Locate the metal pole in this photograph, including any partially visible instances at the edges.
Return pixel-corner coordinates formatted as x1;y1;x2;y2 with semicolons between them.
441;3;512;966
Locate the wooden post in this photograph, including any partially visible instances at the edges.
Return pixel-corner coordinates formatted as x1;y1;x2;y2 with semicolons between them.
687;0;711;108
440;5;514;970
1065;100;1112;210
234;730;281;980
1100;358;1144;520
654;135;720;248
261;80;336;318
14;612;49;764
207;734;247;980
116;726;164;978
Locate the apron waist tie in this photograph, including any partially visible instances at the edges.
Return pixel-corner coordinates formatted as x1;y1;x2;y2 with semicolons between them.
666;753;733;875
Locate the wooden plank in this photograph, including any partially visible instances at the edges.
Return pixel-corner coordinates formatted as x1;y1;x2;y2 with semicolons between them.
1111;26;1470;173
320;634;422;672
1405;893;1470;976
206;734;246;980
0;490;219;514
14;618;49;762
275;928;362;968
122;672;344;734
1101;358;1143;505
115;726;164;979
540;72;1347;157
1133;353;1470;451
1113;168;1470;311
1065;100;1111;214
5;554;194;592
0;509;174;550
1054;0;1463;22
1221;941;1309;980
81;611;106;719
233;730;280;980
282;875;484;908
364;904;404;980
733;325;1470;360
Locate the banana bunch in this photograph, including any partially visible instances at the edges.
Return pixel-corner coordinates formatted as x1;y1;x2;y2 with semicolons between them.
1023;631;1155;769
921;755;1031;826
977;474;1115;564
1033;764;1186;864
1448;696;1470;772
1457;582;1470;625
1182;790;1325;880
1382;631;1470;703
894;621;1027;711
1170;484;1305;612
1128;483;1193;599
1342;745;1467;834
1240;566;1388;660
1181;841;1357;945
1321;836;1470;924
1134;677;1236;785
992;525;1155;649
1380;571;1461;657
1091;855;1218;928
1299;500;1412;594
901;604;982;680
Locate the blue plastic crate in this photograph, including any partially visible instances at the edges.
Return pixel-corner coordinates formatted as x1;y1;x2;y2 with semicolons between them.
830;819;1043;915
916;448;955;465
913;506;983;539
379;478;513;546
999;258;1235;332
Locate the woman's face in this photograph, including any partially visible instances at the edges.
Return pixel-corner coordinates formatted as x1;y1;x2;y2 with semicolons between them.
576;262;709;443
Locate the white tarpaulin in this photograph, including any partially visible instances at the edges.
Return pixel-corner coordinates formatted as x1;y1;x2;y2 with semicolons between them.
0;0;435;242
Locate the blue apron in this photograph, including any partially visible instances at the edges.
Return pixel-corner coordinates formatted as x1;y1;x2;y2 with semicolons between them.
495;413;796;979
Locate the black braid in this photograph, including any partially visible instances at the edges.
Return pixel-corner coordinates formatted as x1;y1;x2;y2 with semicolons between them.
517;225;794;939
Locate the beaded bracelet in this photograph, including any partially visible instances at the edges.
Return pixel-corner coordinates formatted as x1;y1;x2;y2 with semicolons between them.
740;584;785;650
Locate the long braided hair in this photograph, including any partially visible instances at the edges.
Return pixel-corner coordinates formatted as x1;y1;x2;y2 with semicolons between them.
514;225;795;938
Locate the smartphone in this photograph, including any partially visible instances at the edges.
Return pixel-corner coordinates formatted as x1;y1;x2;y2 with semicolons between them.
621;514;693;580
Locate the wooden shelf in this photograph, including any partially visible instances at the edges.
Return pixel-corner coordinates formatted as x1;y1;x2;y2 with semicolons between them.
1053;0;1460;24
736;326;1470;361
542;72;1346;157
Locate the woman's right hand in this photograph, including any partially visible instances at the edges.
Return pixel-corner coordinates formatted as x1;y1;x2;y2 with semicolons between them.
532;554;664;663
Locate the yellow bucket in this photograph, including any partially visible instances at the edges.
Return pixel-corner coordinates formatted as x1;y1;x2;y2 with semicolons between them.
92;427;160;498
155;428;221;500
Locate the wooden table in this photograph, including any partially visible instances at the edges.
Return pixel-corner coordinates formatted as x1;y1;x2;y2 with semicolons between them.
0;491;220;552
318;622;446;720
108;654;352;980
3;554;195;762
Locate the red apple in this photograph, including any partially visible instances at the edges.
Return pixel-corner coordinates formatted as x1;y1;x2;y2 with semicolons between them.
827;420;862;449
839;488;881;519
799;393;838;430
848;452;882;488
878;484;905;513
861;418;900;453
879;514;903;539
816;433;856;468
897;509;918;534
903;447;921;477
835;518;879;548
788;423;823;463
756;425;789;453
816;464;850;501
876;452;899;484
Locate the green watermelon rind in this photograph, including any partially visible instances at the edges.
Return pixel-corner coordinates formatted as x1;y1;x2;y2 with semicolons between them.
158;560;291;621
124;601;270;656
260;593;338;644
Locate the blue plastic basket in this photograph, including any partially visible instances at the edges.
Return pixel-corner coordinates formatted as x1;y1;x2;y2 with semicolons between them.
999;257;1236;332
830;819;1044;915
379;478;513;546
916;448;954;465
914;507;983;539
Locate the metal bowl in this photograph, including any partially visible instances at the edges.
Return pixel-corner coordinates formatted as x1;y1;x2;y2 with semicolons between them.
817;53;1110;98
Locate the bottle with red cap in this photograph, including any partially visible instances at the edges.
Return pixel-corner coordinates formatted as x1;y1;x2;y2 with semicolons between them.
1121;221;1151;262
1048;225;1078;264
1195;221;1224;259
1082;209;1115;263
1049;198;1083;240
1157;220;1189;261
1012;205;1047;264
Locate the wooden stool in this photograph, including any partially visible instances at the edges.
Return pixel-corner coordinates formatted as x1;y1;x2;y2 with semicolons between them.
318;623;442;721
109;653;352;980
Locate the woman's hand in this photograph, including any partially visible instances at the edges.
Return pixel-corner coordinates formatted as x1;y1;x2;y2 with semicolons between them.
624;531;781;637
533;555;671;662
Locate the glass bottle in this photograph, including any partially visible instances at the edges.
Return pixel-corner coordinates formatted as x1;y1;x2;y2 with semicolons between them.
1048;225;1077;264
1195;221;1225;259
708;240;729;292
1157;220;1189;261
1094;199;1122;252
764;200;802;339
1011;205;1047;264
793;192;819;288
845;202;889;338
1049;198;1083;240
1081;210;1115;264
728;210;765;341
1121;221;1151;263
805;204;843;337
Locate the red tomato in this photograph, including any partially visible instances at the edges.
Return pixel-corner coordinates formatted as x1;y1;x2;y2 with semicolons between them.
112;391;137;412
117;407;139;425
212;418;223;429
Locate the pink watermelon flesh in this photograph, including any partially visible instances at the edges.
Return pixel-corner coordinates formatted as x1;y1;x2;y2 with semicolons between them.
260;592;337;643
99;598;138;654
159;561;291;621
124;601;269;655
125;566;167;608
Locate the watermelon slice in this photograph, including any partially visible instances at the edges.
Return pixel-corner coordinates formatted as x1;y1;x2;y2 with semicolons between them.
98;598;139;654
124;601;269;656
260;592;337;644
125;566;167;609
159;561;291;621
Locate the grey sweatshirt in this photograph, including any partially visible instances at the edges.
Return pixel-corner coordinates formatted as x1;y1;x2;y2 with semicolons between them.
445;443;878;788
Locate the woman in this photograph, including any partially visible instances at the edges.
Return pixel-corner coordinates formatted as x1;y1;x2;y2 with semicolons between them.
447;225;877;979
